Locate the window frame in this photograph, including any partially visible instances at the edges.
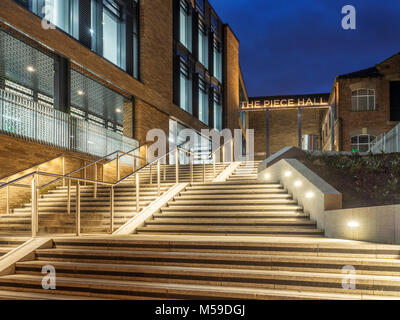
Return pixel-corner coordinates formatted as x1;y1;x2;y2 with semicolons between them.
350;134;377;153
351;88;376;112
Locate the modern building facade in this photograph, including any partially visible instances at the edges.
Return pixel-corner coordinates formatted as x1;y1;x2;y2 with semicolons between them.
0;0;243;177
242;51;400;157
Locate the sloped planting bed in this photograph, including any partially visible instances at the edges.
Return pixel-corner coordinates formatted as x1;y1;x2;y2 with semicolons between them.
300;152;400;209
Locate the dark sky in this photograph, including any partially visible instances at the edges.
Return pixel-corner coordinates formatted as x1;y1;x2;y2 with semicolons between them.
210;0;400;97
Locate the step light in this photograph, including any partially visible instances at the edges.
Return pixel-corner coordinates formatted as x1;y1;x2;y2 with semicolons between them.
284;171;292;177
294;180;302;187
305;192;314;199
347;221;359;228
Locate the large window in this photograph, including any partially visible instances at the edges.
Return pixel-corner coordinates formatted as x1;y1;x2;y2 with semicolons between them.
102;1;123;66
198;75;209;125
179;59;192;114
352;89;376;111
213;37;222;83
17;0;79;39
351;134;376;153
179;0;192;52
213;91;222;131
198;19;208;69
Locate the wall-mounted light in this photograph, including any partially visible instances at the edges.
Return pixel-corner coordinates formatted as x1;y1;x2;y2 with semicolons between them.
264;173;271;179
305;192;314;199
115;108;122;113
294;180;302;187
89;28;94;35
26;66;35;72
347;221;359;228
77;90;85;96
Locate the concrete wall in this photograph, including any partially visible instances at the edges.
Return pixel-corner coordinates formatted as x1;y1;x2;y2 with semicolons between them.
325;205;400;245
258;158;342;230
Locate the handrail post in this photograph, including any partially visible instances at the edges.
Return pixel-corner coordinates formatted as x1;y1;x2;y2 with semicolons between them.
116;154;120;181
190;155;193;184
76;181;81;236
132;150;136;172
6;180;9;215
136;173;140;213
62;156;65;186
175;149;179;183
157;160;161;196
150;164;153;185
31;174;37;238
94;163;97;199
213;153;216;177
83;161;87;186
203;159;206;183
222;145;226;167
163;159;166;181
67;178;71;214
231;139;234;162
110;186;114;234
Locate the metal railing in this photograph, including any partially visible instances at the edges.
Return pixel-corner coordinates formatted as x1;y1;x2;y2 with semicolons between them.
370;124;400;154
0;137;235;237
0;88;138;157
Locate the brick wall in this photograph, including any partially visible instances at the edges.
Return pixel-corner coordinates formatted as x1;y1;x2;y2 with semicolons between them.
337;78;394;151
249;108;323;159
224;26;240;133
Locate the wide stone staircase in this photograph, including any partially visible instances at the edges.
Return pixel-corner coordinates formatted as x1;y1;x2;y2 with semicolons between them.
0;163;226;235
136;161;323;237
2;161;400;299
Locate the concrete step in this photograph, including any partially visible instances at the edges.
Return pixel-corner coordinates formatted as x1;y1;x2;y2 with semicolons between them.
33;248;400;276
176;194;292;200
0;273;392;300
161;205;303;212
14;260;400;297
169;199;297;205
153;211;309;218
146;218;316;226
136;225;323;236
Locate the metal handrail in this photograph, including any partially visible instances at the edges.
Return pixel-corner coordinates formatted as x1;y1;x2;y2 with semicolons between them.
1;137;235;238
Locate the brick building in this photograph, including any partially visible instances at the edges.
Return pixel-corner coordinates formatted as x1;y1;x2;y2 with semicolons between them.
243;51;400;157
0;0;243;177
321;52;400;152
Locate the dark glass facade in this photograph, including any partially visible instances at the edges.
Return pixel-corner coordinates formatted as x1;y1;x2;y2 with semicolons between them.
173;0;224;131
14;0;139;79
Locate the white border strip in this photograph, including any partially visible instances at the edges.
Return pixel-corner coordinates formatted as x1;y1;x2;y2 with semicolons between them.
213;162;241;182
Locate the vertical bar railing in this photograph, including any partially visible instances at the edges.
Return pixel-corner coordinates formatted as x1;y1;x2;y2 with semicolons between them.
213;153;216;178
116;154;120;181
157;160;161;196
110;186;114;233
76;181;80;236
203;159;206;183
31;174;37;238
136;173;140;213
175;149;179;183
94;163;97;199
5;180;9;215
62;156;65;186
67;179;71;214
190;155;193;184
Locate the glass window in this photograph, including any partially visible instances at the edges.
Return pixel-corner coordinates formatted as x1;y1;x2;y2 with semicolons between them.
195;0;205;13
198;19;208;69
351;134;376;153
213;38;222;82
179;0;192;52
211;13;219;34
102;0;124;67
352;89;376;111
198;76;209;125
179;59;192;114
132;0;139;79
213;91;222;131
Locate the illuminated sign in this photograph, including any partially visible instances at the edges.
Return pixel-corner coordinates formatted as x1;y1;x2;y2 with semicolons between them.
241;95;330;111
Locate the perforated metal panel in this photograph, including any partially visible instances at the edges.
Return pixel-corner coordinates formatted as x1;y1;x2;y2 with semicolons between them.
70;68;127;127
0;28;55;100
